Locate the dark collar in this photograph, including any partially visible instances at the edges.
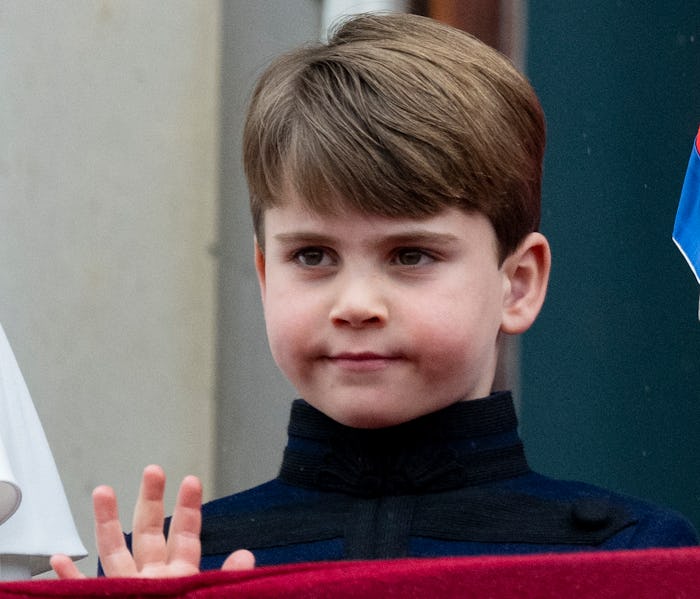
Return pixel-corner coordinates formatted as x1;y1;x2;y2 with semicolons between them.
278;391;530;497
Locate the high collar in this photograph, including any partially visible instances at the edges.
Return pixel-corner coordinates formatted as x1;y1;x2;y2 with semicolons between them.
278;391;530;497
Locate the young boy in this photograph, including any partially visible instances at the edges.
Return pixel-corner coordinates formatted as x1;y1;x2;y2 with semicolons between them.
52;12;697;579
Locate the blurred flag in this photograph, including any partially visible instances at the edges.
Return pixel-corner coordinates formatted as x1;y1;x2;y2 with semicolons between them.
672;126;700;318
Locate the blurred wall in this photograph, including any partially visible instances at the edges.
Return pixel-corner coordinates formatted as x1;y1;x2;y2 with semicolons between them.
0;1;220;575
214;0;319;497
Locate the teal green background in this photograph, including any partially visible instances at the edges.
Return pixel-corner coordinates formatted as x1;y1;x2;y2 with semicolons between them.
521;3;700;530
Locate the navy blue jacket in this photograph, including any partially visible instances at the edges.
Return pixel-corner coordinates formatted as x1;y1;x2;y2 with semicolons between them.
196;392;698;569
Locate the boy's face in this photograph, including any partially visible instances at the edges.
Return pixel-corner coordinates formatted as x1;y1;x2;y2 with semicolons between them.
255;195;514;429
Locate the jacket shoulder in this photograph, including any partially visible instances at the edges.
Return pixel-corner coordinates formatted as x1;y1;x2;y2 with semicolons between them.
506;472;699;549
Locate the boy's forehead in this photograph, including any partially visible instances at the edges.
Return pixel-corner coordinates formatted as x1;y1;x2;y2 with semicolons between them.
259;184;498;258
267;185;446;223
264;198;495;242
265;195;447;227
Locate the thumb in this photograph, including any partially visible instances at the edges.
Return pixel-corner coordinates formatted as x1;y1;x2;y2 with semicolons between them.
50;554;86;579
221;549;256;571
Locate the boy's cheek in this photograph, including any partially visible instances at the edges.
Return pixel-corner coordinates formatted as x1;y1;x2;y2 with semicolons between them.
264;307;309;363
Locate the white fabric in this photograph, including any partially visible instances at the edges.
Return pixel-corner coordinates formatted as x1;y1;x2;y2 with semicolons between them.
0;434;21;526
0;324;87;576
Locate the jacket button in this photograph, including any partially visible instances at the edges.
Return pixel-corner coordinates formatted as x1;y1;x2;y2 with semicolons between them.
571;498;613;531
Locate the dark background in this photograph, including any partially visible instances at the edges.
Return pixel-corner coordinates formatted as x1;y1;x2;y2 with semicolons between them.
520;3;700;530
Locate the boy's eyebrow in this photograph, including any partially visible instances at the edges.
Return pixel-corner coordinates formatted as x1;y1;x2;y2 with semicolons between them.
272;230;462;246
272;232;337;245
380;231;462;246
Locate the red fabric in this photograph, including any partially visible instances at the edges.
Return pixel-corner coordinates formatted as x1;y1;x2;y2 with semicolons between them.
1;548;699;598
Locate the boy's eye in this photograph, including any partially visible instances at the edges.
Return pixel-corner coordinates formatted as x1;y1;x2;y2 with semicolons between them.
293;247;332;267
393;248;434;266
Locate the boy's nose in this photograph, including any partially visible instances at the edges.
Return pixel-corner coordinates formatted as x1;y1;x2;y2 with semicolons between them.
329;275;388;328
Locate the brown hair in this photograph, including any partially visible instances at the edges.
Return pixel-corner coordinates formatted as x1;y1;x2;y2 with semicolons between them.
243;12;545;262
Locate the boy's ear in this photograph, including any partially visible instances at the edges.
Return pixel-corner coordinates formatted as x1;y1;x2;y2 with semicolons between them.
500;232;551;335
254;237;266;297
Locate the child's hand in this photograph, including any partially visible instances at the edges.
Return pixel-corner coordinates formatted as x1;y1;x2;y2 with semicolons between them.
50;465;255;579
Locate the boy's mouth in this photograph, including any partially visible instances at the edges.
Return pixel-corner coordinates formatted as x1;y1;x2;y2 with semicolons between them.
325;352;402;372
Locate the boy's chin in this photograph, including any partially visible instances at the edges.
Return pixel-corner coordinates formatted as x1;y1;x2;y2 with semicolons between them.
311;400;438;430
307;392;487;428
333;412;404;429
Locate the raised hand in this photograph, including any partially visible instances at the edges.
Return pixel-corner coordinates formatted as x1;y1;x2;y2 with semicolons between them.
51;465;255;579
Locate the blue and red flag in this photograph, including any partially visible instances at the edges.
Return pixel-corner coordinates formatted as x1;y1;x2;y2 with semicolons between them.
673;126;700;290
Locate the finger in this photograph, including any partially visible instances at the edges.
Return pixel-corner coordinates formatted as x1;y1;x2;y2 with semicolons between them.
164;475;203;569
50;554;86;579
221;549;256;572
93;485;138;577
131;465;167;569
